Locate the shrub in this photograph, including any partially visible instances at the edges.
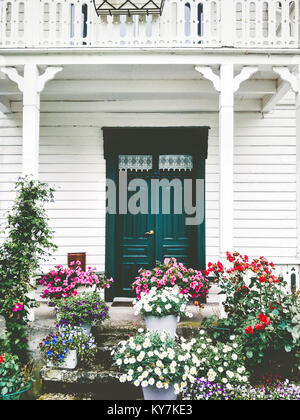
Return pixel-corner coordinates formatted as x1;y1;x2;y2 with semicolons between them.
204;252;299;367
184;329;250;386
0;353;29;400
55;292;109;327
0;176;57;360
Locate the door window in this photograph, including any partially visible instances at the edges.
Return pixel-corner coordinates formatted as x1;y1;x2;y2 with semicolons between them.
159;154;193;171
119;155;153;172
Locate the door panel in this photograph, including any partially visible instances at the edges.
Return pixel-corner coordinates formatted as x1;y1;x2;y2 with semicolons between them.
155;172;196;267
115;175;155;297
115;170;196;297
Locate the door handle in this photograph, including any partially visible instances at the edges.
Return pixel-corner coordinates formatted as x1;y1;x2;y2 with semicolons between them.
145;230;155;236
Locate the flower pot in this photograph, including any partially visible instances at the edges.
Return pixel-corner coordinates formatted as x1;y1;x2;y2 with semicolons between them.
47;350;78;370
81;323;92;335
144;315;178;337
143;385;177;401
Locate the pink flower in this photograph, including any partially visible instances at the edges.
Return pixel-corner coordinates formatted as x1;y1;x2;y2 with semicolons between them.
13;303;23;313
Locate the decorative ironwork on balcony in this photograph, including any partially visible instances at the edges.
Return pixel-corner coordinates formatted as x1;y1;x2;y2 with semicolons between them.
93;0;165;16
0;0;299;49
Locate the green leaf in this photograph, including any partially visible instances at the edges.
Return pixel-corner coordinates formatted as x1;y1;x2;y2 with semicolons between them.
1;387;8;395
285;344;292;353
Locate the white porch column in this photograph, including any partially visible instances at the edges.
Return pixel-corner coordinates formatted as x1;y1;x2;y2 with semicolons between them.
296;67;300;258
0;65;63;178
219;64;234;258
22;64;40;178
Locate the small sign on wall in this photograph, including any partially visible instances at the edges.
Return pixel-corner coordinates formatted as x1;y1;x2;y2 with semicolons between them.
68;253;86;272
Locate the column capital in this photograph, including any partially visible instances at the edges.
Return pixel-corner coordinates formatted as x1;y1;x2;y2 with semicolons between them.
0;64;63;179
0;65;63;94
195;65;259;94
273;67;299;94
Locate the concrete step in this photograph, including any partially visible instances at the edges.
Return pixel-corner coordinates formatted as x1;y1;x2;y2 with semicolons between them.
41;365;142;400
37;393;94;400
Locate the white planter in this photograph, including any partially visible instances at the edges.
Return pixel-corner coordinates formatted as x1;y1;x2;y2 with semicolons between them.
144;315;178;338
81;323;92;335
143;385;177;401
47;350;78;370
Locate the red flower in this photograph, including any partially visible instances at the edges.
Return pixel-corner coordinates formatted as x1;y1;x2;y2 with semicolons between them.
217;261;224;271
0;355;4;364
245;326;254;335
254;323;264;331
258;314;271;326
258;275;266;283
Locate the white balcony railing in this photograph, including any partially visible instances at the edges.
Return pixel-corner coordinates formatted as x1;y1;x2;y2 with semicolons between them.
0;0;299;49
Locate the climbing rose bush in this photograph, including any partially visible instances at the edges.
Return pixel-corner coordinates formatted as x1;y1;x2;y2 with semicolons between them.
0;176;57;360
40;261;113;301
204;252;299;367
132;258;210;302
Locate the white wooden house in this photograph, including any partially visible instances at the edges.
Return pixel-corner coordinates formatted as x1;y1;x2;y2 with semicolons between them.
0;0;300;300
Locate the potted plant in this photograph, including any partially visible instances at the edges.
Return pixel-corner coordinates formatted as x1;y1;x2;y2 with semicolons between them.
39;325;97;369
40;262;113;304
133;287;192;337
55;291;109;335
132;258;210;303
0;353;31;400
112;330;195;400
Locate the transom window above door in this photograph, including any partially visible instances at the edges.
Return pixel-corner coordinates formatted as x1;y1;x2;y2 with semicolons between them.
119;155;153;171
118;154;193;172
159;155;193;171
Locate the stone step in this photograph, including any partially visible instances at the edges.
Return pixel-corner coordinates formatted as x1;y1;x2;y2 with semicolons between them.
38;392;94;400
41;366;142;400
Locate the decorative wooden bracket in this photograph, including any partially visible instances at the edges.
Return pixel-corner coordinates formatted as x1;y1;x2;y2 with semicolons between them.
273;67;299;93
195;66;221;92
233;66;258;92
0;66;63;93
195;66;259;93
37;67;63;93
0;67;24;91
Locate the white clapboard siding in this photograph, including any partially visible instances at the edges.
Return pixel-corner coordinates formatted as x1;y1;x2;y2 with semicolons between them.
0;92;297;270
234;97;297;259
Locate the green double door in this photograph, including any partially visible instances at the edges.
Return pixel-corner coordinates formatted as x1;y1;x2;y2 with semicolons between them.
104;126;209;301
114;169;198;298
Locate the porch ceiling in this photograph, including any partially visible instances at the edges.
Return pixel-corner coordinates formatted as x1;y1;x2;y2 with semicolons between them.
0;64;296;113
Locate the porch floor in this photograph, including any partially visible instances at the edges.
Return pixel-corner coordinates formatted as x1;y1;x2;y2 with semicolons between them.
34;301;221;327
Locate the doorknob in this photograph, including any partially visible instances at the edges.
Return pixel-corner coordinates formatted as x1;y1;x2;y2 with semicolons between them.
145;230;155;236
